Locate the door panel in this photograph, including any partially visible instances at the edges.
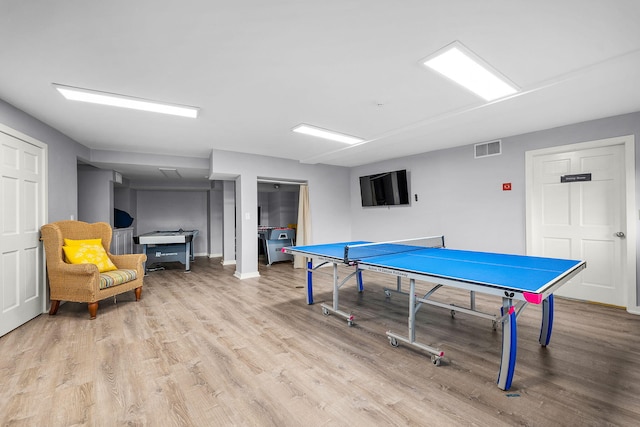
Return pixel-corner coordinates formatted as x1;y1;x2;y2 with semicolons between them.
530;144;625;306
0;130;45;337
542;184;570;225
582;239;615;290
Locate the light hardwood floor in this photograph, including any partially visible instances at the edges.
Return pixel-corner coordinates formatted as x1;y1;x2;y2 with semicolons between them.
1;257;639;426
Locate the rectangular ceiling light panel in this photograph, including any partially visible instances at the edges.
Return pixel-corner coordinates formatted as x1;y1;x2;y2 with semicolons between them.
53;84;199;118
422;42;519;102
292;124;364;144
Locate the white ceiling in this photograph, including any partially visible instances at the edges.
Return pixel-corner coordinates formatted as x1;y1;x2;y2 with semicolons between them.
2;1;640;181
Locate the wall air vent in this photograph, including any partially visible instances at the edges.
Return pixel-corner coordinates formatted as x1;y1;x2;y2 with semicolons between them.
474;140;501;158
159;167;182;178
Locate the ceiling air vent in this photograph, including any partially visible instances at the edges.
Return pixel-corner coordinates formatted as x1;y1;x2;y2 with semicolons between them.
474;140;501;158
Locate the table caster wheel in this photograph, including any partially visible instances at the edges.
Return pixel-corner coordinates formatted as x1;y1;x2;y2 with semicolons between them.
492;320;498;330
450;309;456;318
431;355;441;366
322;307;329;316
347;314;354;327
384;289;391;297
389;337;399;347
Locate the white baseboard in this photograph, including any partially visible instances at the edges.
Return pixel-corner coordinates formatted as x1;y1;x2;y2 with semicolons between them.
221;259;236;266
626;305;640;315
234;271;260;280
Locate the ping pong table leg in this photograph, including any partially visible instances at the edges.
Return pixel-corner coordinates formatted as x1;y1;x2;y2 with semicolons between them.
386;278;443;365
356;269;364;292
332;263;339;310
408;279;416;342
497;300;517;391
306;260;314;305
539;294;554;347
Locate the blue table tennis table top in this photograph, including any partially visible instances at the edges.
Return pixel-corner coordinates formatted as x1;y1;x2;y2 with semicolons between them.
287;241;585;295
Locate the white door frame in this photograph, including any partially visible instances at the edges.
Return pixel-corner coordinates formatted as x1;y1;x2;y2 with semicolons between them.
0;123;48;315
525;135;637;314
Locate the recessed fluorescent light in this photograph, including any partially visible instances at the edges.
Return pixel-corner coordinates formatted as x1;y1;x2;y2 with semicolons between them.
53;83;199;118
292;124;364;144
422;42;519;101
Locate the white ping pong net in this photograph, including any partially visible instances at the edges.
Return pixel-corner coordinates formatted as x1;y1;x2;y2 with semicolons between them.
344;235;445;264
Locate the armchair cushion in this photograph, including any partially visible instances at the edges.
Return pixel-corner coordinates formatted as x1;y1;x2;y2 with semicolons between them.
100;269;138;289
63;242;118;273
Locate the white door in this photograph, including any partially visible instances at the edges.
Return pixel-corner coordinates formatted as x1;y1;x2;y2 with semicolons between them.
0;129;46;337
527;139;629;307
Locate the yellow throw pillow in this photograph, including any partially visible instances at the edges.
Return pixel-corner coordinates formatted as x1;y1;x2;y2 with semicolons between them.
64;238;103;247
63;244;117;273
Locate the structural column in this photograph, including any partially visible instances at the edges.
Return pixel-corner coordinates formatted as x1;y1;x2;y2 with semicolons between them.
233;174;259;279
221;180;236;265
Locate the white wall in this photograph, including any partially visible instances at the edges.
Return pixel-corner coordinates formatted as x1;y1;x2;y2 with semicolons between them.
135;190;209;256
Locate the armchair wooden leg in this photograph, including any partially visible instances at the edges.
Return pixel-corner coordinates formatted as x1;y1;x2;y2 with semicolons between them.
88;302;98;319
49;300;60;315
134;287;142;301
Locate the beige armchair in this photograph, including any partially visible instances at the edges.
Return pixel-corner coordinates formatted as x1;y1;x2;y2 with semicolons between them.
41;220;146;319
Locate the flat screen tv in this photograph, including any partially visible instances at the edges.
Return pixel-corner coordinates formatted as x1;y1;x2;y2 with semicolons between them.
359;169;410;207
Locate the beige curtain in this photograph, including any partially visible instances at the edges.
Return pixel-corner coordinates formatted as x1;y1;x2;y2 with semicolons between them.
294;184;311;268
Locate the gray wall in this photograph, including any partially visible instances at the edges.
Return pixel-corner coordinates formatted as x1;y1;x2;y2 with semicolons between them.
269;191;299;227
3;96;638;304
209;184;223;257
350;111;640;303
135;190;209;257
350;144;524;253
77;166;114;224
211;150;351;245
258;189;299;227
0;99;89;223
209;149;352;277
114;185;138;232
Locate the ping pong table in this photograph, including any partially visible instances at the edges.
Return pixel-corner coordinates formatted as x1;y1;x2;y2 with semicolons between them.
283;236;586;391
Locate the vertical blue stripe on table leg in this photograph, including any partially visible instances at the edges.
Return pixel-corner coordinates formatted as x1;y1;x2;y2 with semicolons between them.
357;269;364;292
306;260;314;305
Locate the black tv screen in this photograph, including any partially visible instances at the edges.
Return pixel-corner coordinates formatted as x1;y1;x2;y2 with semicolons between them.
359;169;410;207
